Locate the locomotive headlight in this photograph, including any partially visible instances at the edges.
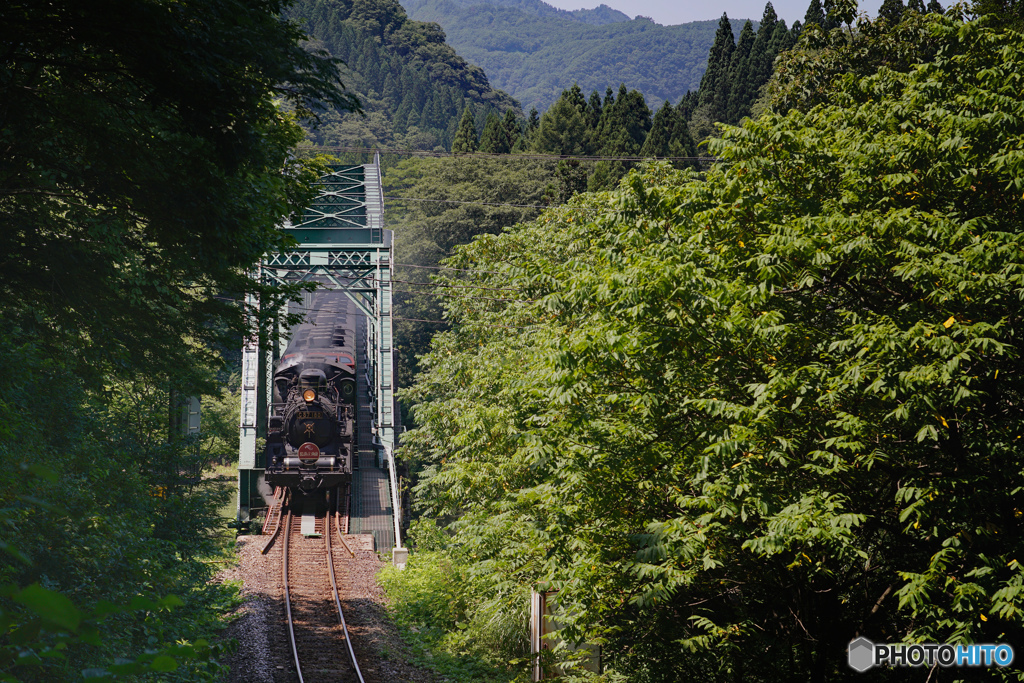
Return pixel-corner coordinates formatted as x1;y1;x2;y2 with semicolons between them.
302;389;316;403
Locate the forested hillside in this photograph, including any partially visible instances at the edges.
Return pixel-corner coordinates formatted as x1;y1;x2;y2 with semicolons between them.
285;0;520;150
406;0;630;24
390;7;1024;680
403;0;728;111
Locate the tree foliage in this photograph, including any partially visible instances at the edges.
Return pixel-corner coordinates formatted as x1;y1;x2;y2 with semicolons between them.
401;12;1024;681
287;0;520;151
0;0;347;677
404;0;729;113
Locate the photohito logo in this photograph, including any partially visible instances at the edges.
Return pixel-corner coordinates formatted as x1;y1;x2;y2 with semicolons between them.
848;637;1015;672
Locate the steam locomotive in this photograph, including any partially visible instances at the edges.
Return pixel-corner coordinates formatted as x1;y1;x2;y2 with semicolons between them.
264;292;357;495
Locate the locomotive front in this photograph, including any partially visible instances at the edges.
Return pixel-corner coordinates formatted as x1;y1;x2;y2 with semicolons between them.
264;328;357;495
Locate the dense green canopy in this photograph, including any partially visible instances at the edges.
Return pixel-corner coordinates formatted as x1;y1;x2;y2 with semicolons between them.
0;0;355;677
402;12;1024;681
1;0;356;384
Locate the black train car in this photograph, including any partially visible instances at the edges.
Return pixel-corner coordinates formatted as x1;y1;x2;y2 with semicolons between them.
264;292;356;495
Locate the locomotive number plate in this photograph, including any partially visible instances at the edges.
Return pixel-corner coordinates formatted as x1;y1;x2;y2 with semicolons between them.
296;411;323;419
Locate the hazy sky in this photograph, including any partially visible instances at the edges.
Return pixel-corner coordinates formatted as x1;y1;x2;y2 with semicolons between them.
544;0;887;26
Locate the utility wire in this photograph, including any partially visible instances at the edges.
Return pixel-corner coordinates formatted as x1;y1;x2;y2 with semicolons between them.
389;277;523;293
395;262;503;275
299;145;718;164
384;195;600;212
393;288;532;304
395;316;541;330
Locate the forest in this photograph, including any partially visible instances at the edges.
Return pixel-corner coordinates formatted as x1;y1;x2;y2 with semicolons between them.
403;0;723;112
3;0;1024;679
384;3;1024;682
0;0;354;678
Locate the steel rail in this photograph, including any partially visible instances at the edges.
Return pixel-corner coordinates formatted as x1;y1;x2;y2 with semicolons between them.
326;501;366;683
261;487;285;554
282;509;305;683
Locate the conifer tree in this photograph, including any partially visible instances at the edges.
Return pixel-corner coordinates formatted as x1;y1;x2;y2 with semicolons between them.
452;106;478;154
697;14;736;109
725;20;757;123
567;84;588;116
738;3;783;119
641;101;697;165
878;0;906;23
502;110;522;152
908;0;926;12
586;91;603;130
595;84;652;157
533;90;588;155
805;0;827;26
527;107;540;135
927;0;943;11
768;19;794;54
677;90;698;119
478;112;508;153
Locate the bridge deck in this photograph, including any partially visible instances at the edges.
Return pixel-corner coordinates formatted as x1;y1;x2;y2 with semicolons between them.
348;312;394;550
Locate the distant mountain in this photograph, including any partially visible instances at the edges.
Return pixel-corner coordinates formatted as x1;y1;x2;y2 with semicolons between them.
285;0;520;151
405;0;629;24
402;0;741;111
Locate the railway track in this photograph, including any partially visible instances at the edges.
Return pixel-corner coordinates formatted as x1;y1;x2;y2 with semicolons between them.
281;492;365;683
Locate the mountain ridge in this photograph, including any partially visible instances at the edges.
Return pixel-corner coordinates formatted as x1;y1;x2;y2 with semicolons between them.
402;0;753;111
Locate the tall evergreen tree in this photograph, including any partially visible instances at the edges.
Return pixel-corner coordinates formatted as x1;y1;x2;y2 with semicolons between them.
878;0;907;23
740;3;783;117
677;90;698;119
595;84;652;157
502;109;522;151
452;106;478;154
527;107;540;135
641;100;697;165
478;112;509;153
533;90;588;155
725;20;757;123
697;14;736;109
805;0;827;27
927;0;944;10
908;0;926;11
586;90;603;130
566;83;588;117
768;19;794;55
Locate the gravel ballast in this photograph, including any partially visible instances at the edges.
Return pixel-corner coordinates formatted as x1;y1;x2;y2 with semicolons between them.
219;534;438;683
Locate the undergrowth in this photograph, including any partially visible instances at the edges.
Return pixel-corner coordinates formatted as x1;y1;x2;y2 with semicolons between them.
379;519;530;683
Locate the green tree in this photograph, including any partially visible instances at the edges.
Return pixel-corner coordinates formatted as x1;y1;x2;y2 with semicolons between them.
0;0;355;385
697;13;736;111
805;0;828;26
0;0;353;677
383;156;558;392
878;0;907;23
452;106;479;154
478;112;509;153
403;12;1024;682
724;20;757;122
641;101;697;166
532;90;588;155
502;109;523;151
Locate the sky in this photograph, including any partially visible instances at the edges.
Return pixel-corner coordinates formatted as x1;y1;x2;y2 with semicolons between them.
544;0;887;26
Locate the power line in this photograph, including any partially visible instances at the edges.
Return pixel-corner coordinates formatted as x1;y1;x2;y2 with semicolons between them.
395;316;541;330
393;288;532;304
298;145;718;164
395;262;503;275
385;195;599;211
390;277;522;293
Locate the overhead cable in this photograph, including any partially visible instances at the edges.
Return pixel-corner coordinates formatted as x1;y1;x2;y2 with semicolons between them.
299;145;717;163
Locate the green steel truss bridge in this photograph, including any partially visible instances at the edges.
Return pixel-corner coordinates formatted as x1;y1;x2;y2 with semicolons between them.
237;154;404;561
